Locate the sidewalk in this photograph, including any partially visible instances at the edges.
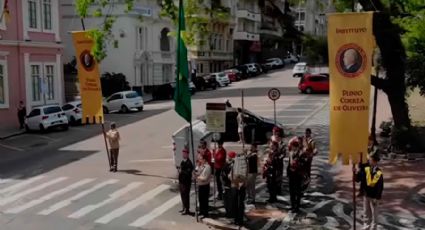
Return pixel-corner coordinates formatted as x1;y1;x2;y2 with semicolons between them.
0;127;25;140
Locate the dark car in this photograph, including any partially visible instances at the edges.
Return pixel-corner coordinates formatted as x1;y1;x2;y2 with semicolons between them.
193;75;218;91
200;108;284;144
232;65;251;79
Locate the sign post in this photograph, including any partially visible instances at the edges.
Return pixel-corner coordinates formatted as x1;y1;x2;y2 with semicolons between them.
268;88;281;125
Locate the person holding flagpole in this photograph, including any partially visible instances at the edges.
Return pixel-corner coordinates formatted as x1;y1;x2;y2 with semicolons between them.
173;0;199;221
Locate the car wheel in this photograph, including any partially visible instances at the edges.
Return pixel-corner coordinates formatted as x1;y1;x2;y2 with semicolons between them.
121;105;129;113
25;124;30;132
39;124;46;133
103;106;109;114
138;106;144;111
306;87;313;94
70;116;76;125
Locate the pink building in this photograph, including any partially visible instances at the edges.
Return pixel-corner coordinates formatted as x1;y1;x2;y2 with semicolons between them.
0;0;63;130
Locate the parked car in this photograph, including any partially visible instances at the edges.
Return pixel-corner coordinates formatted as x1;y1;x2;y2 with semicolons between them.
25;105;69;132
198;107;284;144
224;69;241;82
193;74;218;90
244;63;260;76
103;90;144;114
298;74;329;94
264;58;285;69
232;65;251;79
284;54;299;64
62;101;82;125
292;62;309;77
153;81;196;100
211;72;230;87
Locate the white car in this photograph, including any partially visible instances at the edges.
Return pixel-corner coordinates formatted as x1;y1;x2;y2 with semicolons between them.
103;91;144;114
264;58;285;69
244;63;258;75
25;105;69;132
284;54;299;64
292;62;309;77
211;72;230;87
62;101;82;125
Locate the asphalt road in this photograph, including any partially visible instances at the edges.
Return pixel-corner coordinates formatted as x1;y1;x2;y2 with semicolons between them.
0;67;329;230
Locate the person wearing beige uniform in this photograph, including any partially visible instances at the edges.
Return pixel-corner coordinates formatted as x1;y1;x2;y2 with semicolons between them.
106;123;121;172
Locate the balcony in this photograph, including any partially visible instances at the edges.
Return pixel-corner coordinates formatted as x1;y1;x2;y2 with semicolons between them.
233;31;260;41
189;50;233;61
236;10;261;22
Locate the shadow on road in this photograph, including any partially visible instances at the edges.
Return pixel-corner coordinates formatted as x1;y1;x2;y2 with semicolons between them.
0;108;168;179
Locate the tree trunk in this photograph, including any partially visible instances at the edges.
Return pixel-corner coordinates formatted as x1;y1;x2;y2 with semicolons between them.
358;0;413;149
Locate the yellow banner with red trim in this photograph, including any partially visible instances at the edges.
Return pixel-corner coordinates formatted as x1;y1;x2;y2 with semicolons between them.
328;12;375;165
72;31;104;124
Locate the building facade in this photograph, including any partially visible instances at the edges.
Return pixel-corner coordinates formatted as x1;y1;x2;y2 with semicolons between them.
188;0;234;76
294;0;330;36
61;0;175;96
0;0;63;129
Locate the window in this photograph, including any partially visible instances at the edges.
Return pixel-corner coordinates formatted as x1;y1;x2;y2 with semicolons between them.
28;0;38;29
45;65;54;100
0;64;5;105
31;65;41;101
43;106;61;114
43;0;52;30
138;27;147;50
160;28;170;51
125;92;139;99
108;94;122;102
62;104;74;111
28;108;41;117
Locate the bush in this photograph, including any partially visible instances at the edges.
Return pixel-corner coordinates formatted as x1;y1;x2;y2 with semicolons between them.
100;72;130;97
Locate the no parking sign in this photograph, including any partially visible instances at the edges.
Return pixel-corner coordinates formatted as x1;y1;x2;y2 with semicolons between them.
268;88;281;125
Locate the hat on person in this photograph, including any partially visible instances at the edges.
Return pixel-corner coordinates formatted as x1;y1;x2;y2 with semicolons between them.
228;151;236;159
273;126;281;132
370;153;381;162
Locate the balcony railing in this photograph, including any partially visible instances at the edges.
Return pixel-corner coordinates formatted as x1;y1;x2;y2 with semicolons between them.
236;9;261;22
233;31;260;41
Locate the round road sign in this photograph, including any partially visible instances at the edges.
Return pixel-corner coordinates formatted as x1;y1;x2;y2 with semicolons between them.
268;88;281;101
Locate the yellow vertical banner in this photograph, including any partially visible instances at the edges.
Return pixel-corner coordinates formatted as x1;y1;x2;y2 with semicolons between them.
72;31;104;124
328;12;375;165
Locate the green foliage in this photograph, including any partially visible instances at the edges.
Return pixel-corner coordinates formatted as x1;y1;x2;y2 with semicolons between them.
159;0;230;48
302;35;328;65
75;0;136;62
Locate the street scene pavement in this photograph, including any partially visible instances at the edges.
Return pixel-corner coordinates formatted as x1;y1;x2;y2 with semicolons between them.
1;68;424;230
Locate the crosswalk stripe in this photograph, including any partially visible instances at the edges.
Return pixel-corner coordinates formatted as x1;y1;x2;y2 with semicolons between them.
0;176;45;195
333;203;352;225
0;177;67;206
324;216;339;229
129;195;181;227
259;218;276;230
68;182;143;219
38;179;118;216
0;178;15;185
95;184;170;224
5;178;95;214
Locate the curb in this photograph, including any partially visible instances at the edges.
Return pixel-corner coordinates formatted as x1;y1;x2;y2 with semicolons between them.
0;130;26;140
202;218;247;230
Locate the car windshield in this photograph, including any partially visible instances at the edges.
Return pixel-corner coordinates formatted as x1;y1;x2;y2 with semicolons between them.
218;73;226;77
44;106;62;114
126;92;139;98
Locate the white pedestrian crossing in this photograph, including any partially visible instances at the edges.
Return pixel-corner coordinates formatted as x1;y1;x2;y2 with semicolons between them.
129;195;181;227
68;182;143;219
0;177;67;206
0;176;188;228
38;179;119;216
0;175;45;195
95;184;170;224
5;178;95;214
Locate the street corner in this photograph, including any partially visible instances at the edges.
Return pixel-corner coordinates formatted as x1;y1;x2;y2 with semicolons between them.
246;208;287;221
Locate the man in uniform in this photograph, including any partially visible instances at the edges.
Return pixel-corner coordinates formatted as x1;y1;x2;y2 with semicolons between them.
302;128;317;177
246;143;259;204
287;137;308;212
178;147;194;215
214;140;226;200
221;151;236;217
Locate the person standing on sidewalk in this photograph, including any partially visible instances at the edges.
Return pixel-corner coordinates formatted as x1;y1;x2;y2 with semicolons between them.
17;101;26;129
357;154;384;230
106;123;120;172
195;154;212;218
246;143;259;204
302;128;317;178
178;147;194;215
263;141;279;203
287;138;308;212
221;151;236;217
272;127;286;195
214;140;226;200
237;108;244;144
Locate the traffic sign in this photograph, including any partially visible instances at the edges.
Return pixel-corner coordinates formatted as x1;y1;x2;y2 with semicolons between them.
268;88;281;101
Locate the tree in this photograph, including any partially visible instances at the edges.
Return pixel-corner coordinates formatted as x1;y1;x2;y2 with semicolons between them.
302;35;328;65
334;0;425;150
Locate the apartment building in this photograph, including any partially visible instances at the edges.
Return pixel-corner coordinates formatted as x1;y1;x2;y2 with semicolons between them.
294;0;331;36
61;0;175;96
0;0;63;129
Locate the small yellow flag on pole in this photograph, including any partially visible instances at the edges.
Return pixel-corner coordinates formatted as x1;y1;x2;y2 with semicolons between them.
71;31;104;124
328;12;376;165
